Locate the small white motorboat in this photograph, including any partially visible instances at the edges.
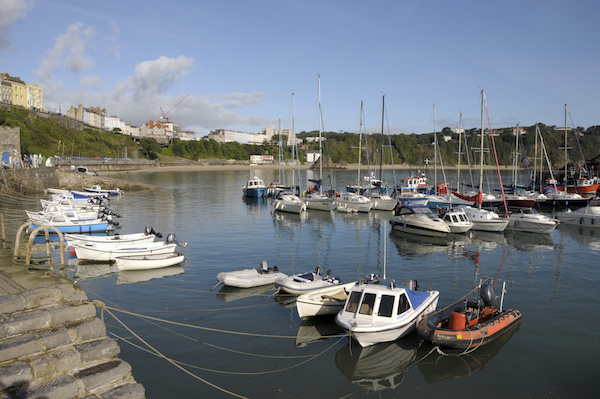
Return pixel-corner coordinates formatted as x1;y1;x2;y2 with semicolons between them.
462;207;509;233
296;282;357;319
336;277;439;347
115;252;185;271
389;204;451;237
507;208;558;234
73;237;181;262
273;190;307;214
65;226;161;247
557;198;600;228
216;260;288;288
303;191;334;211
275;267;342;295
84;184;124;196
335;192;372;213
441;207;473;233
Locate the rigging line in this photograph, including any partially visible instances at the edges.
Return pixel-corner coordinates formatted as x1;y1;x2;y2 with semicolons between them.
568;111;589;174
106;306;302;339
111;331;347;376
102;306;248;399
484;100;508;217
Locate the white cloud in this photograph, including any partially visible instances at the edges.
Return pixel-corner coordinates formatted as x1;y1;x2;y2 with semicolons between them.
35;22;95;87
46;54;273;136
79;75;99;88
0;0;31;49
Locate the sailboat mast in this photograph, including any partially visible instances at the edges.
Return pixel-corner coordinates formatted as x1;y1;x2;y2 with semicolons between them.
318;75;323;193
292;90;297;194
564;103;568;187
434;104;438;193
457;112;463;192
358;101;364;189
479;90;485;210
380;95;385;184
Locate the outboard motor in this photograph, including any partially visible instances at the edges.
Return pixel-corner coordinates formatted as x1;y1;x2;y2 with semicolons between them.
326;269;332;276
315;266;321;275
144;226;162;238
480;284;496;307
260;260;268;273
165;233;188;248
401;279;419;291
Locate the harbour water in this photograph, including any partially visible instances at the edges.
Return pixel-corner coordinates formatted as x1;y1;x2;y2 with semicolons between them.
31;169;600;397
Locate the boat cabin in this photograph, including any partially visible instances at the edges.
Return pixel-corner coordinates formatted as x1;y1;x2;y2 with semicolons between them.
341;280;431;322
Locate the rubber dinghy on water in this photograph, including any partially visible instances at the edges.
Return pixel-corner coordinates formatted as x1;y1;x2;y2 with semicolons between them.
216;260;287;288
275;267;342;295
417;281;522;349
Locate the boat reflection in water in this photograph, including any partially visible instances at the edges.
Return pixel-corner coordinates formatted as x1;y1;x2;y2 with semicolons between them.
335;333;422;392
295;318;345;347
504;230;556;250
558;224;600;251
116;265;184;285
74;262;118;281
389;229;449;257
272;290;297;308
215;284;277;303
418;321;520;383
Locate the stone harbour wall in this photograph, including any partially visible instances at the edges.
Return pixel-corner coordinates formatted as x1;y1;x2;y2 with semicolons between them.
0;264;145;399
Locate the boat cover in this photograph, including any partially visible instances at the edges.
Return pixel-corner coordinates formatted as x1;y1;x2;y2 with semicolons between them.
405;289;431;309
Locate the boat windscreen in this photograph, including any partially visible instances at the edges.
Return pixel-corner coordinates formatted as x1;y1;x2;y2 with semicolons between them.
405;289;431;309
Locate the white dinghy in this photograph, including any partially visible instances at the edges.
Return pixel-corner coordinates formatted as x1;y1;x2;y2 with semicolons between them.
275;267;342;295
296;282;358;319
115;252;185;271
216;260;288;288
66;226;161;247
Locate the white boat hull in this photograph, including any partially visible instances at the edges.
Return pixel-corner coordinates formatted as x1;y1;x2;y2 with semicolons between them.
115;253;185;271
296;282;357;319
65;232;156;247
74;242;177;262
390;216;450;238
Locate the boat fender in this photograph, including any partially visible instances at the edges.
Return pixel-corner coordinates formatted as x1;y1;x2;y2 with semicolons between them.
514;220;519;227
480;284;496;307
580;217;584;224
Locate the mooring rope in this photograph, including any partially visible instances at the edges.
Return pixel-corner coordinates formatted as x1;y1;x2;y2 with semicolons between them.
110;331;347;376
93;300;249;399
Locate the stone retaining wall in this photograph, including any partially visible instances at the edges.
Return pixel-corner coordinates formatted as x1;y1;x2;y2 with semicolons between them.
0;267;145;398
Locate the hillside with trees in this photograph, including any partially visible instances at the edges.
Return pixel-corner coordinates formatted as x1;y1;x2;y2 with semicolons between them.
2;107;599;170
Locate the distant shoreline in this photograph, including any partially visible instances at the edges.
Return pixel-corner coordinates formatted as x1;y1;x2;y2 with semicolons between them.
103;162;513;176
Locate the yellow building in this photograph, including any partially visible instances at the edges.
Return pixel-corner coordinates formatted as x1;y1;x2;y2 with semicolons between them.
26;83;45;111
10;77;27;108
0;72;45;111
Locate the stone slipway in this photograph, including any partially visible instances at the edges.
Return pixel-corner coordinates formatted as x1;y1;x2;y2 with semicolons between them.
0;250;145;399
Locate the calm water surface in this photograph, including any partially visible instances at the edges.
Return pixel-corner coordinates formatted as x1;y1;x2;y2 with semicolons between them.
61;169;599;398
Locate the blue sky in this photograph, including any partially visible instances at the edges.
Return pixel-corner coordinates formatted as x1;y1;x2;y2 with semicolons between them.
1;0;598;137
